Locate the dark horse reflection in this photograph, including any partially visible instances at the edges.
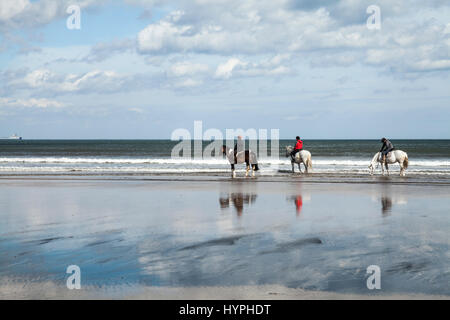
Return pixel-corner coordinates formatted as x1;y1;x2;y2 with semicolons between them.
219;193;257;216
381;196;393;215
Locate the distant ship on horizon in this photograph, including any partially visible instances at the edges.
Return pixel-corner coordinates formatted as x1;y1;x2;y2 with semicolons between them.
0;134;22;140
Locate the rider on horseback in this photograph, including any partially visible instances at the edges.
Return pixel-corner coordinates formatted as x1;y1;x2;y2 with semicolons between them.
380;137;394;164
290;136;303;161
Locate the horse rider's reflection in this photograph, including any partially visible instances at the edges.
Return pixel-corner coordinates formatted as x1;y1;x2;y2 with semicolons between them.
286;195;303;216
219;193;257;216
294;195;303;216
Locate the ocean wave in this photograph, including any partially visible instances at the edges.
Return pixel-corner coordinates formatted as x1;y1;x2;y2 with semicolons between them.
0;156;449;176
0;157;231;165
0;166;450;176
0;157;450;167
0;166;230;173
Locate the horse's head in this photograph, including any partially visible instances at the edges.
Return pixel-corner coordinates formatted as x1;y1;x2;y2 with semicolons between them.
285;146;293;157
368;152;379;175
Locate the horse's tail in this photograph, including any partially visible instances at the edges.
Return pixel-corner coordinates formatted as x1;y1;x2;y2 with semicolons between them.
403;154;409;169
306;154;312;170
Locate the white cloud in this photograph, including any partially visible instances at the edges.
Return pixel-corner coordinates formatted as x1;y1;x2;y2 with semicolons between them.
0;0;29;21
0;0;107;30
137;10;267;55
137;11;188;53
82;39;136;63
0;97;64;109
6;69;134;95
134;1;450;75
128;107;145;113
124;0;169;7
215;58;247;79
412;59;450;72
169;62;209;77
23;69;55;88
2;0;450;104
2;0;450;77
214;55;291;79
174;78;202;88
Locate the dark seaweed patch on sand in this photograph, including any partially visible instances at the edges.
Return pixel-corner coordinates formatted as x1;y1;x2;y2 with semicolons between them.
260;237;322;254
179;235;247;250
25;236;73;245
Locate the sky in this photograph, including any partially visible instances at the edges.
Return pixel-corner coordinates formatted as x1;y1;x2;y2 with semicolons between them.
0;0;449;139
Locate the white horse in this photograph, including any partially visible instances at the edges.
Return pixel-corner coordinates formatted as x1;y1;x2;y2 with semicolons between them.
285;146;313;173
222;145;259;178
369;150;409;176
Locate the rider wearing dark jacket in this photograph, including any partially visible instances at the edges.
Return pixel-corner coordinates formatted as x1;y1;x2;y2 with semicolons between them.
380;138;394;163
290;136;303;160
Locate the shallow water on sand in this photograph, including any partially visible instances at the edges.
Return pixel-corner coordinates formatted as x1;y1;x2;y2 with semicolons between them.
0;179;448;296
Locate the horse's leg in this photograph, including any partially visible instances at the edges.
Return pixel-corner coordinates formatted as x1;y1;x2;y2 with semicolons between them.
291;161;295;173
251;165;256;177
298;162;302;174
244;152;250;178
399;161;405;176
404;155;409;176
385;163;389;176
231;164;235;178
381;161;384;175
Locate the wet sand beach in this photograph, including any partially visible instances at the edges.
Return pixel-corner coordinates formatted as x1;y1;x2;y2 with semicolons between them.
2;282;449;300
0;175;449;299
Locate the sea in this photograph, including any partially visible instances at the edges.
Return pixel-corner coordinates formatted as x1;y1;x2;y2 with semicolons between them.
0;139;449;176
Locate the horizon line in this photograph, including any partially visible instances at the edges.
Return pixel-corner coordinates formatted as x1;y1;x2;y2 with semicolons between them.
4;138;450;141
